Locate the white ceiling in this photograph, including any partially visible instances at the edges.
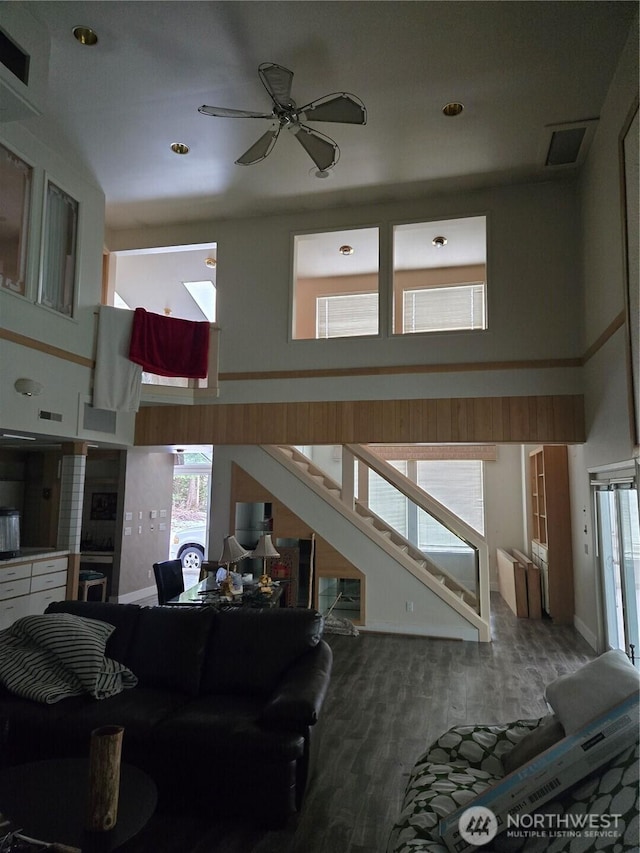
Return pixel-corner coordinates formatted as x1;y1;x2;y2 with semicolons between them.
22;0;636;234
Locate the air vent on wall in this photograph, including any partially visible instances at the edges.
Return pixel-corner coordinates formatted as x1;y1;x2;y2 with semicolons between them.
39;410;63;423
83;403;117;435
540;119;598;169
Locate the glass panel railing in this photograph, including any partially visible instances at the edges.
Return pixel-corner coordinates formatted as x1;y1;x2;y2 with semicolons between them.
368;469;479;601
416;506;478;599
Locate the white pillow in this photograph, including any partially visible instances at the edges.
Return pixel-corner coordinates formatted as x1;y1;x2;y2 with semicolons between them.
544;650;640;734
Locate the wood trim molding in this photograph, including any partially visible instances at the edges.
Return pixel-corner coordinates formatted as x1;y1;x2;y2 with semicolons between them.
134;394;585;446
581;311;626;364
0;327;94;369
219;357;582;383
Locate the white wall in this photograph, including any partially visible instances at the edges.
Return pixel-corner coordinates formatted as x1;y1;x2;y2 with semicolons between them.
108;180;584;407
0;123;137;445
570;16;639;650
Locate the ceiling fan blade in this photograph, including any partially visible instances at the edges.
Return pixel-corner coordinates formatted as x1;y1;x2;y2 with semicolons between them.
290;124;339;171
300;93;367;125
235;126;280;165
258;62;294;108
198;105;273;119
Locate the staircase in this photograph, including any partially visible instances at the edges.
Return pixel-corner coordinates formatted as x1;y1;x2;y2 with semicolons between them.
263;444;490;640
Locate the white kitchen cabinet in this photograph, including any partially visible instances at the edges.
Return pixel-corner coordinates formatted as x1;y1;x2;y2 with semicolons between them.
0;552;69;627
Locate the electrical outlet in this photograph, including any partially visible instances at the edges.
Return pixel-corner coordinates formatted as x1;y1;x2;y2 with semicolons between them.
137;525;142;534
406;601;414;612
124;527;131;536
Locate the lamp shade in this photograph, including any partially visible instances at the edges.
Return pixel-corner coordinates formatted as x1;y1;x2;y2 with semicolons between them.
251;534;280;559
219;535;251;564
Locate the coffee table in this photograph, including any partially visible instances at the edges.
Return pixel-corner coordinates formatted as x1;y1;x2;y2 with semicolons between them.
0;758;157;852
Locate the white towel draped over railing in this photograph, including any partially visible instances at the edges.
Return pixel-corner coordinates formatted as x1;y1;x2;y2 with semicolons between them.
93;307;220;412
93;305;142;412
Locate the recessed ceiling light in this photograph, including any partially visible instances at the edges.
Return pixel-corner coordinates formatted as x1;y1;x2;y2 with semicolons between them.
72;26;98;46
308;167;332;179
432;236;447;248
170;142;190;155
204;257;217;269
339;245;354;256
442;102;464;117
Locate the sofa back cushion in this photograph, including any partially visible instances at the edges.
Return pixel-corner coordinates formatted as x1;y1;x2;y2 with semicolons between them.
127;606;215;696
200;608;324;696
45;600;140;665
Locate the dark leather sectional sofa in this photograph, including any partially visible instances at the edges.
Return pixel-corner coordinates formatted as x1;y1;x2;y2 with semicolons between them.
0;600;333;827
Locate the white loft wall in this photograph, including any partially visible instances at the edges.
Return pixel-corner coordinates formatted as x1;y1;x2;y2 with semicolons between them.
108;179;583;406
0;123;104;356
210;445;480;640
0;122;137;445
570;16;639;651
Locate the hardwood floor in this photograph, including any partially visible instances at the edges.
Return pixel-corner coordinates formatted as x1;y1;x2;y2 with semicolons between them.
119;594;595;853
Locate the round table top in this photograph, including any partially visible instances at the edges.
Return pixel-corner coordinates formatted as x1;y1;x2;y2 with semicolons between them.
0;758;157;852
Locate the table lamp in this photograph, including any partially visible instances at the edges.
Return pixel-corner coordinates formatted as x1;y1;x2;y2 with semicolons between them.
218;535;250;598
252;534;280;592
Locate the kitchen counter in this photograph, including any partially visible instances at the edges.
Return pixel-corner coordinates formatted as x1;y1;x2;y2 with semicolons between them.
0;549;70;567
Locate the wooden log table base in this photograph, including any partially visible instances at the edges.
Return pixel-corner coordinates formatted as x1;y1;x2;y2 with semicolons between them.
0;758;157;852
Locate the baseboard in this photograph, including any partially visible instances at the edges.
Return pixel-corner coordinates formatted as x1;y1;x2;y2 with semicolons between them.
358;622;479;642
116;584;157;604
573;614;599;652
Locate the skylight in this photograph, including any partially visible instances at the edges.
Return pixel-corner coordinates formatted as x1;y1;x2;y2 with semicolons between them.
183;280;216;322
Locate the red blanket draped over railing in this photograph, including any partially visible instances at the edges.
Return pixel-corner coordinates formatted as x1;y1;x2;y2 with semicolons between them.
128;307;210;379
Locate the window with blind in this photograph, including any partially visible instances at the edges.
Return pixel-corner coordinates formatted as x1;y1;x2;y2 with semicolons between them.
316;292;378;338
292;226;379;339
38;181;78;316
368;459;484;551
393;216;487;335
403;283;485;333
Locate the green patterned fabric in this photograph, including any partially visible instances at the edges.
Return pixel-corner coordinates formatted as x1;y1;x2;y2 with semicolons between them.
387;719;640;853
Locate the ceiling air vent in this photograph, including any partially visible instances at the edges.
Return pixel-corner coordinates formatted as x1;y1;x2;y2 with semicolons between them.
540;119;598;169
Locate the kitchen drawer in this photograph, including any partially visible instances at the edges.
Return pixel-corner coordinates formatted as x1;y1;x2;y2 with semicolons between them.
31;570;67;593
0;595;30;630
31;556;68;576
0;577;31;600
29;586;67;615
0;562;32;582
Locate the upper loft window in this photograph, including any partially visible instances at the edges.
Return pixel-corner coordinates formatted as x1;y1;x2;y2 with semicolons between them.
393;216;487;335
292;227;379;340
38;181;78;317
0;142;32;297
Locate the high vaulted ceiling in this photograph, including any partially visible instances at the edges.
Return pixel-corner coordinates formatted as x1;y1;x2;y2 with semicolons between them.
18;2;638;233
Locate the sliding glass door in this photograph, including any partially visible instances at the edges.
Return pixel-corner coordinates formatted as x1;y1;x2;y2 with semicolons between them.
595;482;640;666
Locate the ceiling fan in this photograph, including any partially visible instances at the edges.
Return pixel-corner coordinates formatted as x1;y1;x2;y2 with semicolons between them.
198;62;367;172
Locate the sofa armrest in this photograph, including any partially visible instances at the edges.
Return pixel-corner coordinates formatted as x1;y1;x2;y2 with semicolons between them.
259;640;332;731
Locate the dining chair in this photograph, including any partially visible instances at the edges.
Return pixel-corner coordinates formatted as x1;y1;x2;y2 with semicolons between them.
152;559;185;605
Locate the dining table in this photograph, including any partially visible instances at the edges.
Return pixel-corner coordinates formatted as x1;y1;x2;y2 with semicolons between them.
167;576;285;608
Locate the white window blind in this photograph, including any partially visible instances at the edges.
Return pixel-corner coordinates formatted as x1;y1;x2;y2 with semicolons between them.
316;292;378;338
416;460;484;549
403;283;485;333
368;462;408;537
